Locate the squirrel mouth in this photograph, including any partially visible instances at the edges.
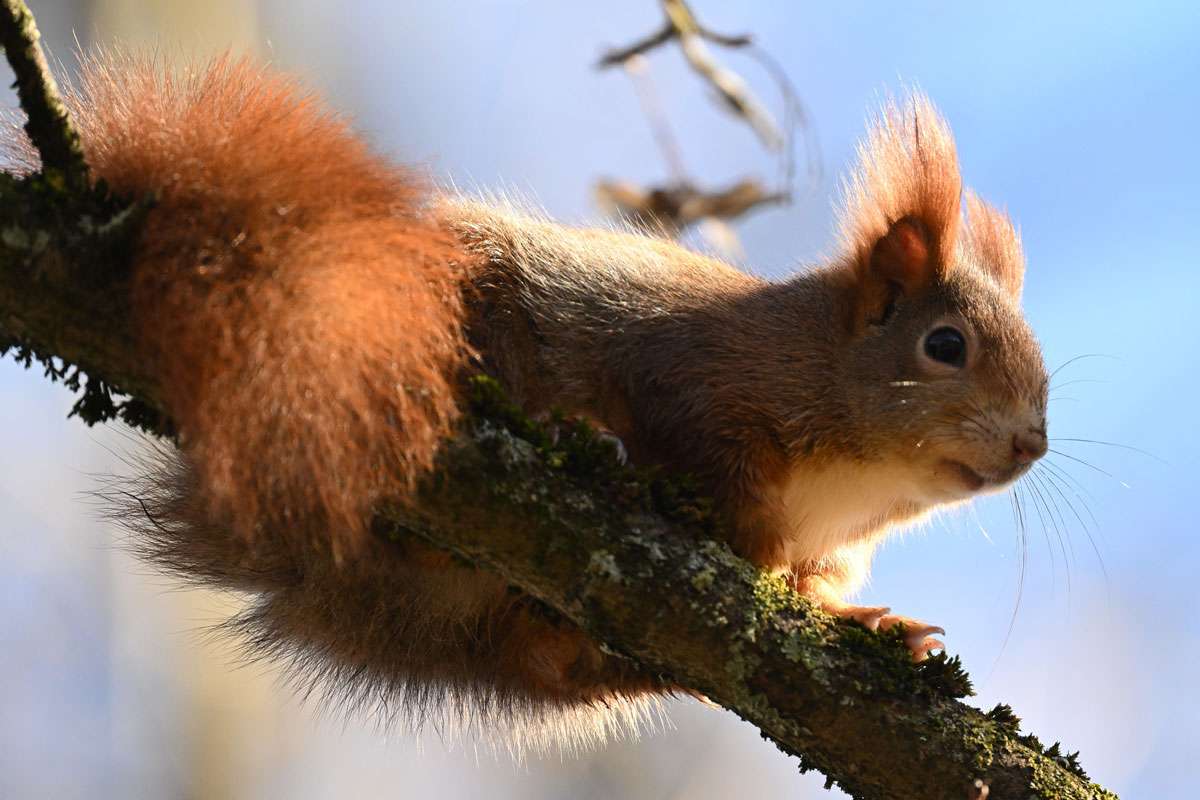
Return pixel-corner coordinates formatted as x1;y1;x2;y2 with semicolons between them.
943;460;988;491
942;460;1026;493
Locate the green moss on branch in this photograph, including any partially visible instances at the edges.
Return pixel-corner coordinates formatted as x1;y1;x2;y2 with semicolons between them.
0;171;161;429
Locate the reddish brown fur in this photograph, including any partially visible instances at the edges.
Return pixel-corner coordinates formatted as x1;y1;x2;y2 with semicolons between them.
67;52;471;553
963;190;1025;299
839;95;962;281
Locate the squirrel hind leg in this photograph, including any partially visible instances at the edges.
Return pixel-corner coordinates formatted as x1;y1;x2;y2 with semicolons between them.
500;603;664;702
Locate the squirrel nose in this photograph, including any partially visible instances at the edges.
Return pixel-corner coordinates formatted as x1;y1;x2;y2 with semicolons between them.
1011;430;1047;464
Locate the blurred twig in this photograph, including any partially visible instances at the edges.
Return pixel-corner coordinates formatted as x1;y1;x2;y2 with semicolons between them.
0;0;88;188
599;54;786;240
595;176;786;237
623;54;688;184
595;3;754;65
595;0;820;247
598;0;779;149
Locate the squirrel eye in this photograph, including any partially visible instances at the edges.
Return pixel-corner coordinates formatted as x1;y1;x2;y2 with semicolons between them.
923;326;967;368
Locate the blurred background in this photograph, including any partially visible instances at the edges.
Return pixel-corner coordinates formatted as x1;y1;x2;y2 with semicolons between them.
1;1;1197;797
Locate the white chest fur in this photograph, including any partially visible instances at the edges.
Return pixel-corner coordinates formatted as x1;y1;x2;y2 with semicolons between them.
777;459;926;566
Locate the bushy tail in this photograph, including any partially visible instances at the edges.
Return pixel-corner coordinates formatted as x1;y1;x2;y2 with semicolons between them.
96;441;666;758
63;51;472;555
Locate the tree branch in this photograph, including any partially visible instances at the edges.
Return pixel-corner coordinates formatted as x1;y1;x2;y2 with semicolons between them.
0;6;1117;799
596;22;676;67
0;0;88;188
595;176;788;236
597;0;781;150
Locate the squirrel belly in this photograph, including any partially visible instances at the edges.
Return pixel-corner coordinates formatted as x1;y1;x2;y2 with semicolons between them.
9;52;1050;750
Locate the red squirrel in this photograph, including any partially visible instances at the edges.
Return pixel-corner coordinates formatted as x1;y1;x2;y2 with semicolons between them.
5;52;1048;750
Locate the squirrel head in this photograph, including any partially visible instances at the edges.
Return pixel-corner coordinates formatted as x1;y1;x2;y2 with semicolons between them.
825;94;1048;504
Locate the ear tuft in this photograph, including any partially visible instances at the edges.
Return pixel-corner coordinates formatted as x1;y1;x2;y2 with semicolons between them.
838;93;962;288
962;190;1025;300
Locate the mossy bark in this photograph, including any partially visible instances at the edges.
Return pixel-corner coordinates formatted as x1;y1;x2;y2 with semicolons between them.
379;388;1115;800
0;2;1118;796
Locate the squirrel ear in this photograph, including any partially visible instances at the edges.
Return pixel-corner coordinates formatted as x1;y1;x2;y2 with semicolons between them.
869;215;935;294
837;93;962;315
963;190;1025;300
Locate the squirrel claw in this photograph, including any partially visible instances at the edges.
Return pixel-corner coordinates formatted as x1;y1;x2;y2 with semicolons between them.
830;603;946;661
920;639;946;657
595;430;629;465
832;604;892;631
877;614;946;662
535;412;629;465
535;417;628;465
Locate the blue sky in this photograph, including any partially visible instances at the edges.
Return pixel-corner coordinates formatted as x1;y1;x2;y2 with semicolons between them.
1;2;1196;797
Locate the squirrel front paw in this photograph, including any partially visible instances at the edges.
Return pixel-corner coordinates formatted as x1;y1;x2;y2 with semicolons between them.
830;604;946;662
593;430;629;465
537;412;630;465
